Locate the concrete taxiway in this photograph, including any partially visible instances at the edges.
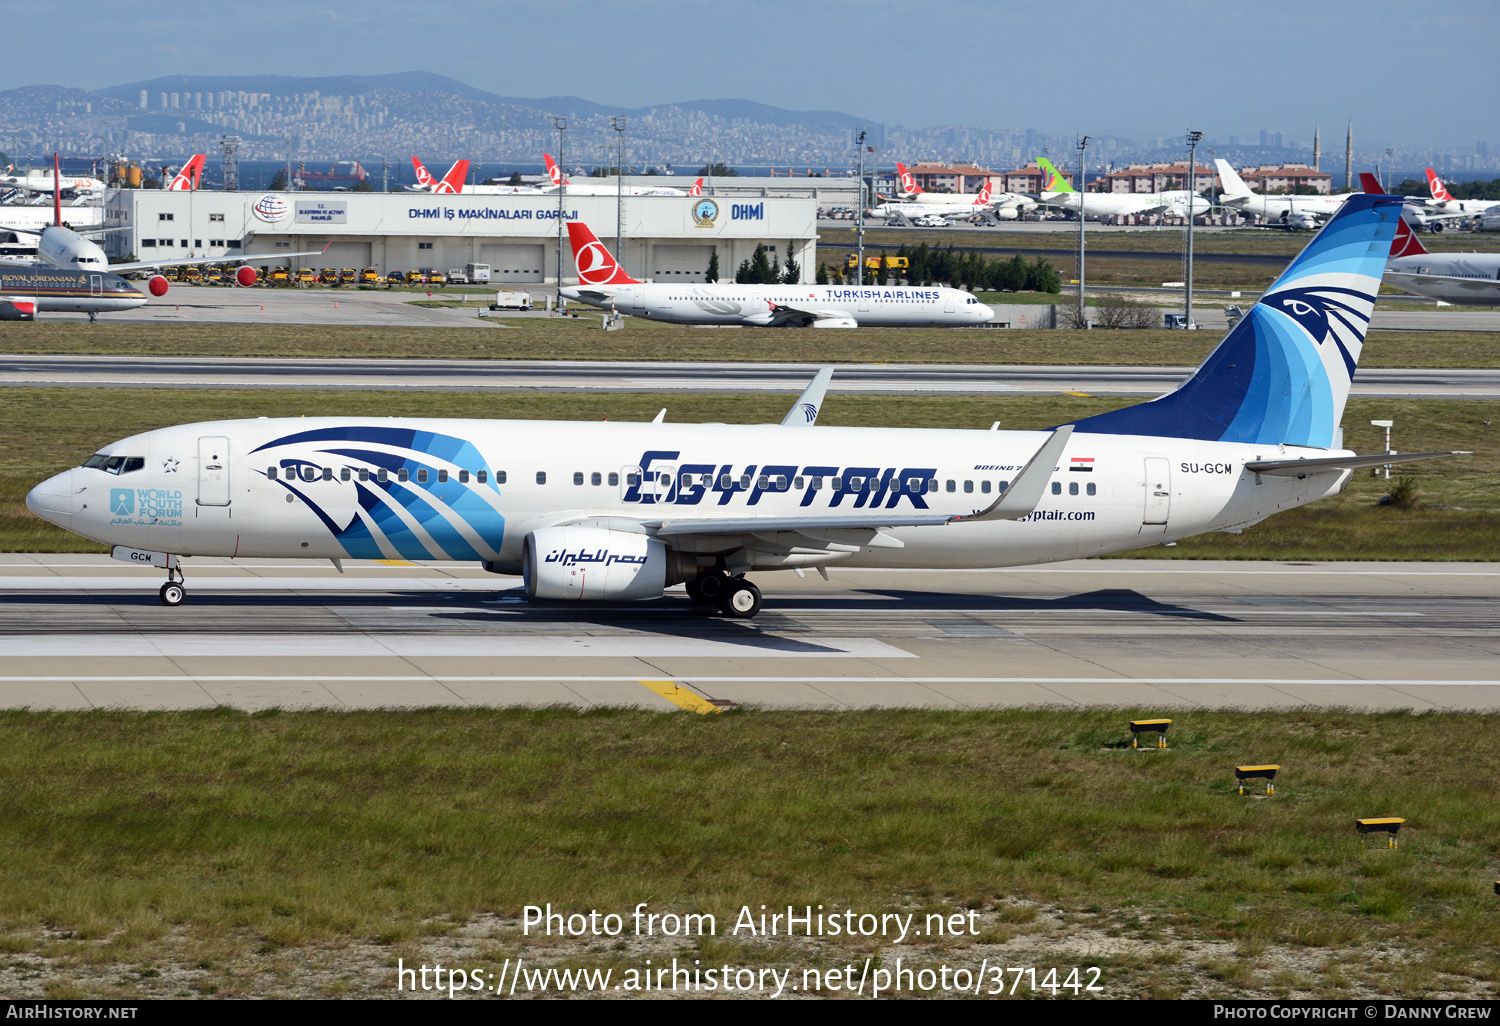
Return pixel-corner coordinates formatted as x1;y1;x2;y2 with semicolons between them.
2;555;1496;712
7;354;1500;400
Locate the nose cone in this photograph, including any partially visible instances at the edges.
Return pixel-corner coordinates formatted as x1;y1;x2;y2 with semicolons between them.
26;469;76;530
976;303;995;323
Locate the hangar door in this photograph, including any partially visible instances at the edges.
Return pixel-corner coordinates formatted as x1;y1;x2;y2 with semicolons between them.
319;242;372;270
651;245;714;282
480;244;544;282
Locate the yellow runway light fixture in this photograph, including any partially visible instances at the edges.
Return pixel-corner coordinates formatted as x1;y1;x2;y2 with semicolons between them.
1130;719;1172;749
1356;818;1405;849
1235;765;1280;796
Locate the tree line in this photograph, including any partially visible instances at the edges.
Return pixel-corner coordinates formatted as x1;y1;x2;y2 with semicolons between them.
817;243;1062;294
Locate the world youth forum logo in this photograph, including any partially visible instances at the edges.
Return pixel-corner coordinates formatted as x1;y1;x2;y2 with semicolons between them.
692;198;719;228
110;489;134;516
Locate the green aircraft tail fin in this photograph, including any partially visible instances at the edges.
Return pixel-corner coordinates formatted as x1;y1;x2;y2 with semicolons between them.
1036;156;1075;193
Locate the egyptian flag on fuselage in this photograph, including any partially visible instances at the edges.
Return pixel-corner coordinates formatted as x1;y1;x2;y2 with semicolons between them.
1069;457;1094;472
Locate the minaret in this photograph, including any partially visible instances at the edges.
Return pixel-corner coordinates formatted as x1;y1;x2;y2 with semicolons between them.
1345;121;1353;190
1313;123;1320;171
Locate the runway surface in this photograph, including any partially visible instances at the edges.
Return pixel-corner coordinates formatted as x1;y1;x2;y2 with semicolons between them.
2;555;1496;712
7;354;1500;400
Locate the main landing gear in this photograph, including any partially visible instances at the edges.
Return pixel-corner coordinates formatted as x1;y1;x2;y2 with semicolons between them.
158;565;186;606
686;571;762;619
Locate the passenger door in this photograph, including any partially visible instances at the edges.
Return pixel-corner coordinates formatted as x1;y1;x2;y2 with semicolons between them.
1142;457;1170;525
198;436;231;507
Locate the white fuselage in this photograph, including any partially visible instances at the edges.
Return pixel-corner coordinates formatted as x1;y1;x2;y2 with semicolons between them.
1043;190;1210;218
1385;251;1500;304
559;282;994;327
33;225;111;270
26;418;1349;574
0;171;105;196
543;180;688;197
1219;191;1351;222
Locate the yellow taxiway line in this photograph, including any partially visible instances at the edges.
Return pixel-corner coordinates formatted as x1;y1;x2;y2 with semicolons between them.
640;680;721;714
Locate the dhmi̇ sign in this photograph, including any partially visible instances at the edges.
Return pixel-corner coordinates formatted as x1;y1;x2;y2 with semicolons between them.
295;200;347;224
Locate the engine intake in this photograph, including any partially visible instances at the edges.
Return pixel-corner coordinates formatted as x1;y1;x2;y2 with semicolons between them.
523;526;676;601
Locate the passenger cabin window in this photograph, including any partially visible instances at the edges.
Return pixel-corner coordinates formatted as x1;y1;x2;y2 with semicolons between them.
266;466;277;480
359;469;369;482
1087;482;1097;496
322;468;333;481
592;472;602;486
608;472;619;487
340;468;351;482
377;469;389;483
416;469;428;484
1051;482;1062;495
536;471;547;485
459;470;470;483
573;472;584;486
480;470;491;484
1069;481;1078;496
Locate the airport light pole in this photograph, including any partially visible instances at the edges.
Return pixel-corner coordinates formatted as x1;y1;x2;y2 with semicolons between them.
1076;135;1088;325
1185;130;1202;330
610;115;626;276
551;115;567;303
855;130;867;286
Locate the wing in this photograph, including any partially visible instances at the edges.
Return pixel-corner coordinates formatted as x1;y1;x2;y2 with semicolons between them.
564;429;1072;566
110;244;331;273
758;302;858;328
1245;451;1469;477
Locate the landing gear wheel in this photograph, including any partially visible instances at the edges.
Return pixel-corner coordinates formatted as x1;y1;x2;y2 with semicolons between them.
718;579;762;619
689;572;728;605
159;582;185;606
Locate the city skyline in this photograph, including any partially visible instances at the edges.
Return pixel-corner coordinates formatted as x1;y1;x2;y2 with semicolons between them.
0;1;1494;150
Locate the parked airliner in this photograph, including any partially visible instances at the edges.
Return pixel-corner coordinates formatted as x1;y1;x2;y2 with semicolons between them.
1214;158;1353;228
558;222;993;327
888;162;1034;217
1037;156;1210;218
25;194;1465;616
1363;173;1500;304
542;155;700;197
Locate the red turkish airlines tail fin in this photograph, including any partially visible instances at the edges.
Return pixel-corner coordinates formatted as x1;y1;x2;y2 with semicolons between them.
167;154;205;191
974;179;993;205
566;222;641;285
897;162;924;195
1425;168;1454;203
433;160;470;194
688;177;704;196
544;153;567;187
1361;173;1428;258
412;157;436;188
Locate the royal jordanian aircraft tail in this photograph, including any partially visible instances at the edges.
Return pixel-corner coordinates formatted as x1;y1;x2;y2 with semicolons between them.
559;221;993;327
25;193;1466;617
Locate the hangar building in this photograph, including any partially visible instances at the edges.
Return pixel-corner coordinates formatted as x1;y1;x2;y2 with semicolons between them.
103;189;818;284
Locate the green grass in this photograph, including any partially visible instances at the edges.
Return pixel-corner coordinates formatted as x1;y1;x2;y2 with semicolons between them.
0;708;1495;998
4;389;1496;557
4;320;1499;368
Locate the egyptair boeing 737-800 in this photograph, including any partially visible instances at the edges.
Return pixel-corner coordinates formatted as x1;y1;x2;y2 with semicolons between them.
24;194;1466;617
557;222;993;327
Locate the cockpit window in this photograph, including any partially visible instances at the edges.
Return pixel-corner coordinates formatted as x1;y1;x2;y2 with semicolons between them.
82;453;144;475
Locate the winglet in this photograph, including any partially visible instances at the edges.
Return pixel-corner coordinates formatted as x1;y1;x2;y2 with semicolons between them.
780;368;833;426
949;425;1073;523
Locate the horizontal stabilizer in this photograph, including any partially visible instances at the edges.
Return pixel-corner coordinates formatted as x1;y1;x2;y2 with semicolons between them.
1245;451;1470;477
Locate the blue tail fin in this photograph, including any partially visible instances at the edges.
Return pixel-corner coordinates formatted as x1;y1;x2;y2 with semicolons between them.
1069;193;1403;448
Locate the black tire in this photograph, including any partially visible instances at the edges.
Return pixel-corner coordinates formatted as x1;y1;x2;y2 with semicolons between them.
159;582;185;606
694;572;728;604
717;579;762;619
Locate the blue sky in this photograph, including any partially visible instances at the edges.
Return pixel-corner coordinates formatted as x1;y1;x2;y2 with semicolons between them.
5;0;1496;147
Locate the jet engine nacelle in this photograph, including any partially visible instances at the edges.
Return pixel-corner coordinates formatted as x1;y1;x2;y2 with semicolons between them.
0;299;36;320
147;275;169;297
523;526;672;601
993;206;1019;220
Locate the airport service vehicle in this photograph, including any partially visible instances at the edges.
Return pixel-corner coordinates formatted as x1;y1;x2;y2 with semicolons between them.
268;267;289;284
386;271;405;285
163;267;181;282
445;268;468;284
183;267;203;283
339;268;358;284
1038;157;1211;219
361;268;379;284
297;269;317;285
491;290;532;310
1362;174;1500;304
559;222;992;328
25;194;1466;616
465;263;492;284
912;215;950;227
0;267;147;319
1213;158;1352;229
540;155;700;197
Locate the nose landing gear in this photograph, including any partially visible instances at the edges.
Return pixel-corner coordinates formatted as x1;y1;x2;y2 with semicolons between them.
158;565;186;606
